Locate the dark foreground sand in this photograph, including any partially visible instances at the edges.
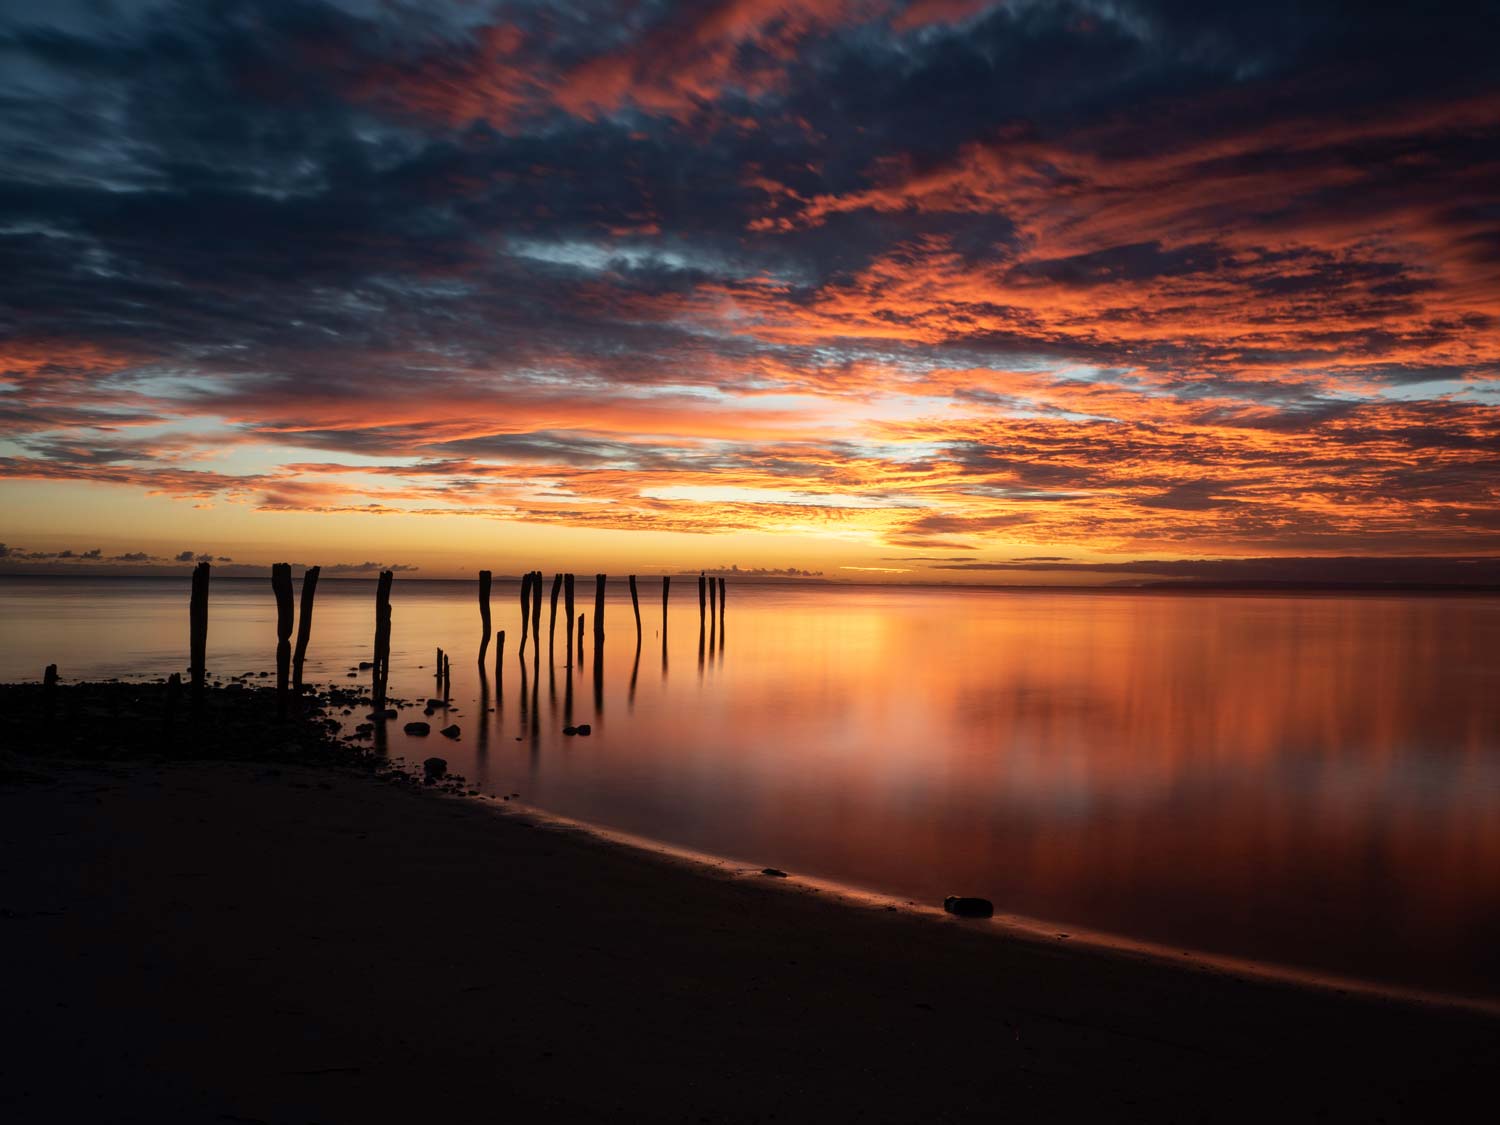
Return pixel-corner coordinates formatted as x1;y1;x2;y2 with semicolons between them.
4;759;1497;1124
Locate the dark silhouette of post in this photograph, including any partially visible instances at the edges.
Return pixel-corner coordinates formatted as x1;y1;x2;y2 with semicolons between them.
709;572;717;627
435;648;444;690
443;652;451;702
698;572;706;633
272;563;294;718
531;571;542;669
577;614;585;665
629;575;641;647
593;574;606;650
372;569;393;710
292;565;319;690
518;571;533;659
477;570;492;667
548;573;562;660
43;664;58;718
189;561;210;705
564;574;576;668
718;577;725;630
494;630;505;687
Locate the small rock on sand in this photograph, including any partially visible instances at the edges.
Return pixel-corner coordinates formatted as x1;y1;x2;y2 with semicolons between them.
404;721;431;736
563;726;577;735
439;725;460;740
423;757;447;781
576;724;591;736
762;868;789;878
943;895;994;919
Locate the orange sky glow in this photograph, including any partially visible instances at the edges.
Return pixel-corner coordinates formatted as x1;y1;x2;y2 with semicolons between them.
2;2;1497;583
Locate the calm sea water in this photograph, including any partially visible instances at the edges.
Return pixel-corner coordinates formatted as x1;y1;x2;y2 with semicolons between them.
4;575;1498;999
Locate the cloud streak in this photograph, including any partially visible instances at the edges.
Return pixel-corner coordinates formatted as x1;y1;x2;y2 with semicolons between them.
1;1;1497;575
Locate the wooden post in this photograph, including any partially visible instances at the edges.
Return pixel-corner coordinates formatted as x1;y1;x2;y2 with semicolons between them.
548;573;562;660
662;576;670;633
292;565;319;690
577;613;585;665
718;577;725;627
564;574;576;668
593;574;606;649
531;571;542;666
518;572;533;659
495;629;505;686
709;571;717;625
189;561;210;705
443;652;451;702
698;572;706;631
272;563;294;718
373;569;393;710
435;647;444;689
478;570;492;667
629;575;641;647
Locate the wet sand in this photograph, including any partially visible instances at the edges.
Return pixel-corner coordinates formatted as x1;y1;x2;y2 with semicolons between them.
3;756;1497;1123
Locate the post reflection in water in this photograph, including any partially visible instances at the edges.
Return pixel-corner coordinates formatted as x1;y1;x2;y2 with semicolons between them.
3;577;1499;999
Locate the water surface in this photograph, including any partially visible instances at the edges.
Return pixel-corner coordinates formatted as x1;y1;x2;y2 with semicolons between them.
4;575;1497;999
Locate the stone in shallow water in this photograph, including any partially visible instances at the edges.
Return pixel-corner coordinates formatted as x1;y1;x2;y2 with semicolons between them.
439;725;460;740
575;724;591;736
943;895;994;919
403;721;430;736
423;756;447;781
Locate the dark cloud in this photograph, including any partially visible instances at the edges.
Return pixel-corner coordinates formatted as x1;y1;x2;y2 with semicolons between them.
1;2;1498;562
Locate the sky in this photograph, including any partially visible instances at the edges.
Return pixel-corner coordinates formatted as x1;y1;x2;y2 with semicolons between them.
1;0;1498;583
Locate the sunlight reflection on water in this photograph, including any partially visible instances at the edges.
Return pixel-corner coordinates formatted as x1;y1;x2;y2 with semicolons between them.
4;575;1498;998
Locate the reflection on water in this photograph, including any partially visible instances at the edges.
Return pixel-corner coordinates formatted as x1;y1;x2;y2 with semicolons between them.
2;575;1498;998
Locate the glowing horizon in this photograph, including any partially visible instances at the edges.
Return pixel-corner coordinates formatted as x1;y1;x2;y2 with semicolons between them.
3;2;1498;583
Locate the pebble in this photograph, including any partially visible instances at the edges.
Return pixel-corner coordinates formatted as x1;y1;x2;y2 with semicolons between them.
942;895;994;919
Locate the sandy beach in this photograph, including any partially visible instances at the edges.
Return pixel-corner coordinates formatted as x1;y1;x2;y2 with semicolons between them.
4;741;1498;1122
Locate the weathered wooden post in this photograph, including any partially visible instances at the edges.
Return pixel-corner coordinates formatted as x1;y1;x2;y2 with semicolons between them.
548;573;562;660
443;652;451;702
629;575;641;647
531;571;542;667
43;663;58;718
477;570;492;667
593;574;606;650
577;613;585;665
709;572;717;624
698;572;706;632
189;560;210;705
564;574;576;668
292;565;320;690
435;647;444;689
518;571;533;659
272;563;294;718
373;569;393;710
718;577;725;628
495;629;505;686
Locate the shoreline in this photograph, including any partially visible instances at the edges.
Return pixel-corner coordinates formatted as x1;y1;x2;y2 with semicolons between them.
494;798;1500;1020
6;751;1500;1120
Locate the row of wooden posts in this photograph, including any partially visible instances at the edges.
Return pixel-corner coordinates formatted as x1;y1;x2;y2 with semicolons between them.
181;562;728;716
